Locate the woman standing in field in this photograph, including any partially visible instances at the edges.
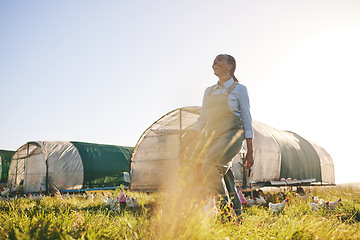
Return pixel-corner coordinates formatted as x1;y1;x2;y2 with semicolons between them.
180;54;254;216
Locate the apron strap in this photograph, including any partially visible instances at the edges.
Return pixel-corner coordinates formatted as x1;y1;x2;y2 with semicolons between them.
208;85;218;95
207;82;238;96
224;82;238;95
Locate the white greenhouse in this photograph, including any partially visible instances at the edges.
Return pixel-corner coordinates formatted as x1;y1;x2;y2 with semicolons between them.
130;106;335;192
8;141;134;193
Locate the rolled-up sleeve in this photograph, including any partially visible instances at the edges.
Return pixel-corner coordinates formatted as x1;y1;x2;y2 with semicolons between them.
237;86;254;138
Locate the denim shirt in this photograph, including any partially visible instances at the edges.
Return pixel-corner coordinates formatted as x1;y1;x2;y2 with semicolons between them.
193;78;254;139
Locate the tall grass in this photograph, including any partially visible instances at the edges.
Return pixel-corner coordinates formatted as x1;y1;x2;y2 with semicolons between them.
0;185;359;239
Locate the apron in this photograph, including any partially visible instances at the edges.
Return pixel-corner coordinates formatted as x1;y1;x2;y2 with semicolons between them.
202;81;245;214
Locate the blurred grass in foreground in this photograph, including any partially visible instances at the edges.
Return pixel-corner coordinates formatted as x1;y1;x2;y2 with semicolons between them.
0;185;359;239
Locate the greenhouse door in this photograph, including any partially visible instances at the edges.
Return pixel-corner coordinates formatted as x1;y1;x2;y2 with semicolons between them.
10;143;47;193
23;143;47;193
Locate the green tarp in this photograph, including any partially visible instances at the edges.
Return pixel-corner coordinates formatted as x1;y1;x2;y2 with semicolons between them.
0;150;15;183
261;124;322;182
71;142;134;188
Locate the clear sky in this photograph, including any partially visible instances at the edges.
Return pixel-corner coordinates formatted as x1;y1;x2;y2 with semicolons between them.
1;0;359;184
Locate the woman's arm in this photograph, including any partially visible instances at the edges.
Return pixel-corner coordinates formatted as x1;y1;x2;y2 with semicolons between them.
192;87;210;132
237;85;254;169
237;85;254;139
244;138;254;169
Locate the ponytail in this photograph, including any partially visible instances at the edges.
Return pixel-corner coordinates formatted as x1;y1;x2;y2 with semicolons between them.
226;54;239;82
231;73;239;82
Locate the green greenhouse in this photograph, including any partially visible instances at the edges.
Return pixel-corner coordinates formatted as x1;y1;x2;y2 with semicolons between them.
0;149;15;183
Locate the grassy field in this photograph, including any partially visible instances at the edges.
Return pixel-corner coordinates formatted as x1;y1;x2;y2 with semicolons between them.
0;184;359;240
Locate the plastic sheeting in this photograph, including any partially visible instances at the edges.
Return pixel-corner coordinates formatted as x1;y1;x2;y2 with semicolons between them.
44;141;84;190
8;142;83;193
131;107;201;192
131;106;335;192
232;121;282;183
310;141;335;184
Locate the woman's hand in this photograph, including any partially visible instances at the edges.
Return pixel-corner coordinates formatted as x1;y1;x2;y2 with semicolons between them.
244;151;254;169
244;138;254;169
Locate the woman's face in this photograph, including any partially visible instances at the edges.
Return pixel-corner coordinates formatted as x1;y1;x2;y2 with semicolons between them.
212;55;232;77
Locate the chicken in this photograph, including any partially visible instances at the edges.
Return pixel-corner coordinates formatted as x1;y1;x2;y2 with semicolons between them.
245;197;256;207
308;199;327;211
269;198;289;213
312;195;320;203
107;196;114;207
28;193;34;200
126;196;133;207
103;194;125;211
31;193;44;201
125;196;141;208
1;188;10;197
132;197;141;208
104;195;120;211
102;192;108;205
88;193;95;201
81;192;94;199
255;196;267;206
327;198;341;210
